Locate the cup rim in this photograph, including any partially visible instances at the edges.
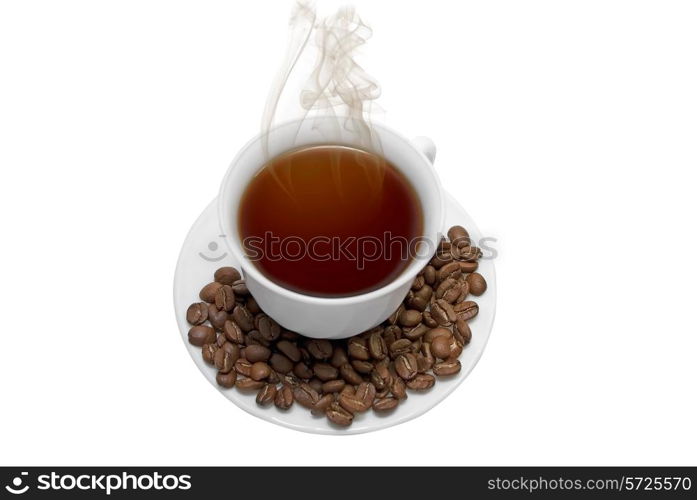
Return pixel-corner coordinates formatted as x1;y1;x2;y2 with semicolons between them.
218;118;445;305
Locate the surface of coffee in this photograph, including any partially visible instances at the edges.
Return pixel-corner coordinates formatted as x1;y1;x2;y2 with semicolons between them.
238;145;423;297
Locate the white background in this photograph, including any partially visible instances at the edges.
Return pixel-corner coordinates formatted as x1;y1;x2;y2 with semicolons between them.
1;0;696;466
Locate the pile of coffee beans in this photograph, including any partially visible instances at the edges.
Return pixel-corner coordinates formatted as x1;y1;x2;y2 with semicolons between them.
185;225;487;427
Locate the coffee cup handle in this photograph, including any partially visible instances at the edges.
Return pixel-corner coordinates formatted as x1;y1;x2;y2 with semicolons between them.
412;136;436;164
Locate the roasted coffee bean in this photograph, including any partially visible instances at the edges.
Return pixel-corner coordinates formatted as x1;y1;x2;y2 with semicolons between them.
269;353;293;374
236;378;265;390
367;332;387;360
370;369;389;391
338;392;370;413
398;309;422;327
411;337;423;353
448;337;463;359
415;353;430;373
299;347;312;363
389;338;412;358
436;278;459;302
395;353;418;380
246;330;270;347
188;325;216;346
433;360;462;376
459;246;482;262
466;272;487;296
202;343;218;365
423;265;436;285
293;362;313;380
250;361;271;381
311;394;335;416
256;315;281;342
339;363;363;385
199;282;223;303
214;267;241;285
454;300;479;321
351;359;374;375
403;323;429;341
421;342;435;367
230;279;249;296
246;296;261;314
276;340;301;363
267;370;281;384
373;397;399;412
245;344;271;362
455;281;470;303
274;384;294;409
214;285;235;311
424;327;452;343
306;339;333;360
447;225;471;248
437;262;462;282
356;382;377;407
186;302;209;325
284;373;301;387
347;338;370;360
322;379;346;393
330;346;349;368
313;362;339;381
430;250;453;268
407;374;435;390
223;320;245;343
216;334;227;347
214;347;236;373
459;261;478;273
407;295;429;312
422;311;438;328
234;358;253;377
391;377;407;399
412;274;425;290
326;402;353;427
216;370;237;388
340;384;356;397
232;305;254;332
293;384;319;408
383;325;401;345
308;378;323;395
431;335;453;359
431;299;457;326
207;304;228;330
256;383;277;406
454;319;472;345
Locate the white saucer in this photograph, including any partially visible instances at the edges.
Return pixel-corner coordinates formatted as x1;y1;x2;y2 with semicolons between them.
173;193;496;434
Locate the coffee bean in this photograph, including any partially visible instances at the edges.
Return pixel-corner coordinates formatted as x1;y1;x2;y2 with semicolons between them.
269;353;293;374
369;369;389;390
214;267;241;285
207;304;229;330
274;384;294;409
308;377;323;393
448;337;463;359
459;261;478;273
232;305;254;332
407;295;429;312
383;325;401;345
188;325;216;346
422;311;438;328
256;315;281;342
388;304;404;325
389;338;412;358
430;250;453;269
437;262;462;282
307;339;333;360
447;225;471;249
433;360;461;376
356;382;376;407
423;265;436;285
454;300;479;321
406;374;435;390
230;279;249;296
216;370;237;388
435;278;461;303
390;377;407;399
412;274;425;290
311;394;335;416
293;384;319;408
256;383;277;406
250;361;271;381
347;338;370;360
245;344;271;363
351;359;374;374
186;302;209;325
395;353;418;380
431;335;452;359
454;319;472;345
236;378;265;390
199;282;223;303
322;379;346;393
246;330;270;347
267;369;280;384
246;296;261;314
431;299;457;326
403;323;429;341
276;340;301;362
368;333;387;360
459;246;482;262
214;348;236;373
223;320;244;343
234;358;252;377
330;346;349;368
326;402;353;427
202;343;217;364
338;392;370;413
215;284;236;311
466;272;487;296
373;397;399;412
455;281;470;303
424;327;451;343
293;362;313;379
339;363;363;385
313;362;339;381
398;309;422;327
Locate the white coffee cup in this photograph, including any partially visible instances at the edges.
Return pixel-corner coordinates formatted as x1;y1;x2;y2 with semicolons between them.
218;117;444;339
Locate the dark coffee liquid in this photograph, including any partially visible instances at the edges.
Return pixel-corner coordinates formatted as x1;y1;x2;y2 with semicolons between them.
238;145;423;297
